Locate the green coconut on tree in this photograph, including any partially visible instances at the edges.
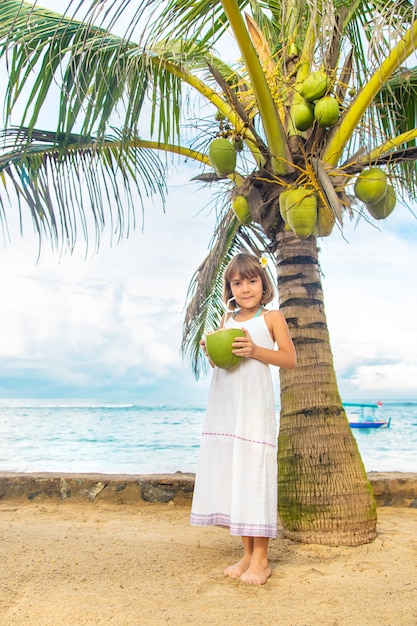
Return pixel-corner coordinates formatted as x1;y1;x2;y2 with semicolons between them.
231;195;252;224
208;137;237;176
285;187;318;239
354;167;388;204
366;184;397;220
1;0;417;546
314;95;340;127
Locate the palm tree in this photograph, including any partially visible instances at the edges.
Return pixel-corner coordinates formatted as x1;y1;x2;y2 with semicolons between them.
1;0;417;546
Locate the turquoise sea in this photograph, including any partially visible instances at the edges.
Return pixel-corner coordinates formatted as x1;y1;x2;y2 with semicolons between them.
0;400;415;475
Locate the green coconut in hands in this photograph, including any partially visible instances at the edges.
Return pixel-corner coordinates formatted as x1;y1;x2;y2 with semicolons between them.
205;328;246;369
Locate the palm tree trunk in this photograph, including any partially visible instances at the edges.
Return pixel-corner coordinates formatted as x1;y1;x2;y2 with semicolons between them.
275;230;377;546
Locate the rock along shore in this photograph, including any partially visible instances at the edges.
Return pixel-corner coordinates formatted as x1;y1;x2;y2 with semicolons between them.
0;471;416;508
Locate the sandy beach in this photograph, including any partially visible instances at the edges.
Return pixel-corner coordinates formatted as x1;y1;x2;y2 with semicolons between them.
1;497;416;626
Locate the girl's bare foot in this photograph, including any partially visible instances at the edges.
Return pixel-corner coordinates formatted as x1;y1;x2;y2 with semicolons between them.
223;557;251;579
240;563;271;585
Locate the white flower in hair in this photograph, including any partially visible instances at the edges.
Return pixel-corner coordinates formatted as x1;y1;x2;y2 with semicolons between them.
259;254;268;269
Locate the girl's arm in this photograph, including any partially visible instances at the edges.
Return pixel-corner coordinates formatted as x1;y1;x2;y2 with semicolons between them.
232;310;297;369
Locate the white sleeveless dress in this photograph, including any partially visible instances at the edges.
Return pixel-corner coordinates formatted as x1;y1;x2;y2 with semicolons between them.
190;311;277;538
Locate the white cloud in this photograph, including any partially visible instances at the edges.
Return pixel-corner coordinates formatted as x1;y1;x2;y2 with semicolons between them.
1;171;416;403
350;363;417;395
0;165;218;401
320;204;417;399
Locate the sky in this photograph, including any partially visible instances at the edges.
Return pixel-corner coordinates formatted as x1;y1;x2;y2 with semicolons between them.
0;1;416;405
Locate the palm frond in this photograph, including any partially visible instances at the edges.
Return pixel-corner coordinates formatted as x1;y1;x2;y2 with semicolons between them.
139;0;251;49
181;208;270;378
0;126;167;253
0;1;218;145
1;1;122;133
377;67;417;144
181;210;239;378
341;1;416;151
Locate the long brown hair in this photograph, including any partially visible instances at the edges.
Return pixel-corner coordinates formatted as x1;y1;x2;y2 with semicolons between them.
223;253;275;310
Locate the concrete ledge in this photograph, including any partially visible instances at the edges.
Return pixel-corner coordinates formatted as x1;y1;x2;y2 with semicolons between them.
0;471;416;507
0;472;195;506
367;471;417;508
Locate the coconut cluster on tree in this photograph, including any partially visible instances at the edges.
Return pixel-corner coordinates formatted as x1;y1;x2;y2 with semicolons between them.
296;71;340;130
206;46;400;245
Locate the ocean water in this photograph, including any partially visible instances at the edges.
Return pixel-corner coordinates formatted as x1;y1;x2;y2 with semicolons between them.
0;400;415;475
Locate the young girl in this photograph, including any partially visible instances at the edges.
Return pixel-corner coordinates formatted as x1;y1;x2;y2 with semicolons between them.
190;252;296;585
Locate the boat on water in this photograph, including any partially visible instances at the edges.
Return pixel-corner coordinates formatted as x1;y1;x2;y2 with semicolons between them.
343;401;391;429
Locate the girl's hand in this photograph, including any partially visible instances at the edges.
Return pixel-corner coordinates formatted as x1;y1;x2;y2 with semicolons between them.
231;328;255;358
200;338;208;357
200;339;215;367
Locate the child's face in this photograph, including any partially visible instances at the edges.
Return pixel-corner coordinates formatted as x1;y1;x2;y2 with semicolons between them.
229;272;263;309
